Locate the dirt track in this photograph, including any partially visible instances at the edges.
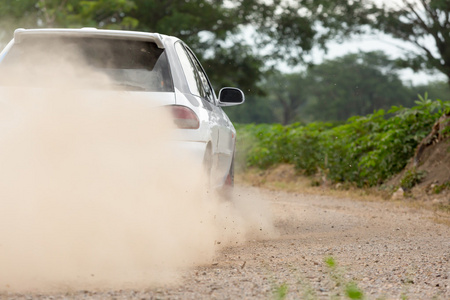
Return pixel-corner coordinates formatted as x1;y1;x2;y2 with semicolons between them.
4;186;449;299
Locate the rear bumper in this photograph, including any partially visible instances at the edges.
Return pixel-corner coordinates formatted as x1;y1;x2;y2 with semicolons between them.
170;140;207;167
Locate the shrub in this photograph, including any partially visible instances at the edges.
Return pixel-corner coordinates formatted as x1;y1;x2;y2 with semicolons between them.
400;168;427;190
236;96;449;187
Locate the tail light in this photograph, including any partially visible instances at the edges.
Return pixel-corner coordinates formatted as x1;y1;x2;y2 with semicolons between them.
169;105;200;129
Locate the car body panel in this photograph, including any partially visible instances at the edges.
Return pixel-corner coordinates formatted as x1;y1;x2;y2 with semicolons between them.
0;28;243;188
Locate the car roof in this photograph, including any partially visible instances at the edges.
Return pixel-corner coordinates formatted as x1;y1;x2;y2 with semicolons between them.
13;28;168;49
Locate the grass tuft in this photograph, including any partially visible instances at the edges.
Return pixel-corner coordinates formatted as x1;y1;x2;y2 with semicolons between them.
324;256;336;268
273;282;289;300
345;282;364;299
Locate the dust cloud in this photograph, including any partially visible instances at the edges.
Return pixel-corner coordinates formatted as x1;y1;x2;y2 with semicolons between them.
0;40;275;293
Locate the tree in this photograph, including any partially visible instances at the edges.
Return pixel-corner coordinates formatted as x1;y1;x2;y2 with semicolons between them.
0;0;139;50
224;71;311;124
264;72;308;125
0;0;368;93
223;95;278;124
364;0;450;85
301;51;414;121
410;81;450;101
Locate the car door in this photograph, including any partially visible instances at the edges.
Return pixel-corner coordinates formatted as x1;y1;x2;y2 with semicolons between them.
177;43;234;179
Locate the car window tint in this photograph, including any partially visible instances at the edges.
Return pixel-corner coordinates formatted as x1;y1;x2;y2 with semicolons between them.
1;36;173;92
184;48;215;102
175;42;203;97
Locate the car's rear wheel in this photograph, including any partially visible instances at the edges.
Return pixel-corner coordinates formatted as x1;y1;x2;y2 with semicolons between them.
218;155;234;200
224;155;235;187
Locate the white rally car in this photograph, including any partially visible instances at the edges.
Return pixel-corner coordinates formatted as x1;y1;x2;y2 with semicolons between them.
0;28;244;189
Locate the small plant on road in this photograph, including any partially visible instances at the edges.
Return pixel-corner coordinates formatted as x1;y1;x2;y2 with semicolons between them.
273;282;289;300
324;256;364;300
345;282;364;300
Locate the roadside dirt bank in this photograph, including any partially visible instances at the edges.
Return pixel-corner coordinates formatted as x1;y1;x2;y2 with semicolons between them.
238;164;450;220
2;186;448;300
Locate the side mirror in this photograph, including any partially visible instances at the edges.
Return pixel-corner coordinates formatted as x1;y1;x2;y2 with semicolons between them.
218;87;245;106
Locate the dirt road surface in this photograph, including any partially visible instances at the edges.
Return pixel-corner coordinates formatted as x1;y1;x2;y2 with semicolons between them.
3;186;449;299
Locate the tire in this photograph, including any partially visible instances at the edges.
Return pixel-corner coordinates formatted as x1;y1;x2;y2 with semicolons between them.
219;155;234;200
224;155;235;187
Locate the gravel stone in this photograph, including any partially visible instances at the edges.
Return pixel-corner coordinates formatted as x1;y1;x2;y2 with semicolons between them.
1;186;448;299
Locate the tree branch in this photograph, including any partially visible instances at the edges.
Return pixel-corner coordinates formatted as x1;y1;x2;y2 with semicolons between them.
420;0;439;25
405;1;428;29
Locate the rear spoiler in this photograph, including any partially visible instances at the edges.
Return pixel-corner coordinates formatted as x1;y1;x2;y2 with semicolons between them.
14;28;165;49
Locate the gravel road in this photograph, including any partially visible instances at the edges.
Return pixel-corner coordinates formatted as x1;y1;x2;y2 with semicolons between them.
3;186;449;299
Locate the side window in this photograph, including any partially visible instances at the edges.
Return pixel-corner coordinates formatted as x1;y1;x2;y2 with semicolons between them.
175;42;203;97
185;48;215;102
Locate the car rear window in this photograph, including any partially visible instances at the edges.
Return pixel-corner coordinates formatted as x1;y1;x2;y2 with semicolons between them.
1;36;173;92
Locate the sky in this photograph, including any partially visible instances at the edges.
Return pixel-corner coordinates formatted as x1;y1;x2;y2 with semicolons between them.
311;33;447;86
275;30;446;86
280;0;447;85
304;35;446;85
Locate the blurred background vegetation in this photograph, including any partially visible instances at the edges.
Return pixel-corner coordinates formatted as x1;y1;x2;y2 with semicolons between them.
1;0;449;125
1;0;449;191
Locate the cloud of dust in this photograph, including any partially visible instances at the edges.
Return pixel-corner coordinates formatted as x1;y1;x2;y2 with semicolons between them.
0;36;276;293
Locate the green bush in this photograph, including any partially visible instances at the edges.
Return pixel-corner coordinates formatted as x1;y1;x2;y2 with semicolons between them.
432;181;450;194
236;96;450;187
400;168;427;190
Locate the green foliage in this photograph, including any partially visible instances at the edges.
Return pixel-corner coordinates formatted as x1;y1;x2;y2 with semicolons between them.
264;71;309;124
324;256;336;268
273;282;289;300
224;95;278;124
301;51;417;122
432;181;450;194
224;52;439;125
324;256;365;299
364;0;450;84
345;282;364;299
237;97;449;187
409;81;450;102
241;123;293;169
400;168;427;190
0;0;368;95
